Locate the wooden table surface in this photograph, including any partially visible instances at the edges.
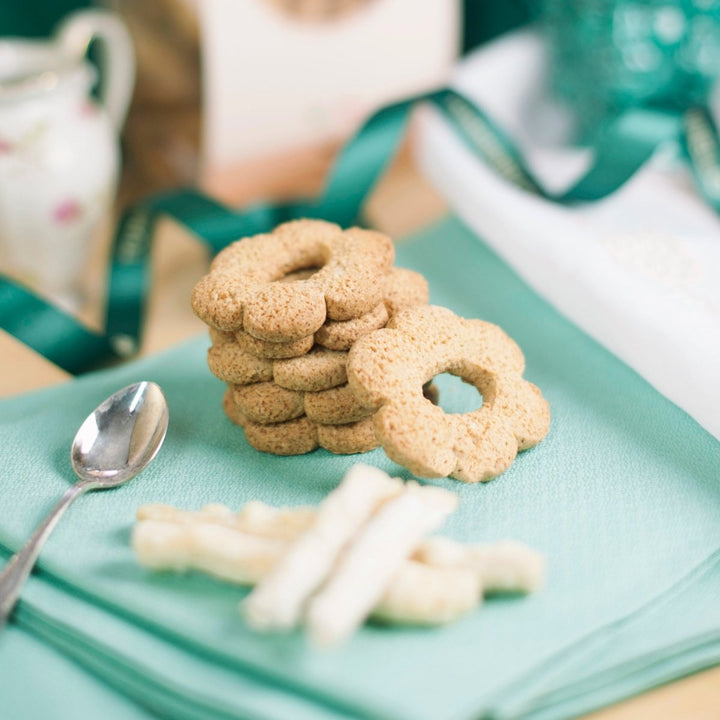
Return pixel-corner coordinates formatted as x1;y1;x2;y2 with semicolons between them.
1;147;718;720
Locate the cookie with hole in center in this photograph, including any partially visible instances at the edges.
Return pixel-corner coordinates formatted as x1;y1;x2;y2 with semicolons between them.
191;219;394;340
346;305;550;482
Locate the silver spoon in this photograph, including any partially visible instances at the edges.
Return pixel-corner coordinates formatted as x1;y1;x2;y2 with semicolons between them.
0;381;169;628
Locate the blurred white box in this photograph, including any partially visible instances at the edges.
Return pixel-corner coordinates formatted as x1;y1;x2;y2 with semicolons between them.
198;0;459;179
417;30;720;440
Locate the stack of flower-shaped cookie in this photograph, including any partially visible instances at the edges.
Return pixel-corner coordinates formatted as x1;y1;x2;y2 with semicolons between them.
191;219;428;455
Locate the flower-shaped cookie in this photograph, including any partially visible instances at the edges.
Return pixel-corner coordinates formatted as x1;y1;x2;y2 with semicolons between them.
223;390;378;456
347;306;550;482
191;219;394;341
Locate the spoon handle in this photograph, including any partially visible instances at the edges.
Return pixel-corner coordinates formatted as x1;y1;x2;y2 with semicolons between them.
0;482;88;628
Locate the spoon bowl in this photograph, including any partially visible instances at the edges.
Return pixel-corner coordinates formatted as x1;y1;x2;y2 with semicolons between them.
71;381;169;487
0;381;169;627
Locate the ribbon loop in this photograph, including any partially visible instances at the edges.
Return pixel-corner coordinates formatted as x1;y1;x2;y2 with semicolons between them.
1;87;717;374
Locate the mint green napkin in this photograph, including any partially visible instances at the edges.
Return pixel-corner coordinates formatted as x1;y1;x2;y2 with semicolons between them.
1;216;719;720
0;624;153;720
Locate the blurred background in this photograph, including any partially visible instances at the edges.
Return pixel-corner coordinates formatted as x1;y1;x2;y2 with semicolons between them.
0;0;546;320
2;0;719;379
0;0;540;209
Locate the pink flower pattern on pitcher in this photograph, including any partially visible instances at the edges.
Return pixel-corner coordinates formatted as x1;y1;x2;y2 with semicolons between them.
0;8;133;305
79;100;99;117
53;199;83;224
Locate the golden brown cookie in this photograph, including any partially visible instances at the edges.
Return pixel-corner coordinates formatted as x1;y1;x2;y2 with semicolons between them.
304;384;374;425
207;331;274;385
224;409;379;456
210;337;349;391
311;266;428;351
191;219;394;339
314;302;389;351
316;417;378;454
235;328;315;359
223;388;247;427
347;305;550;482
383;267;430;316
242;416;320;456
232;383;305;424
236;272;428;357
209;327;234;344
273;347;348;392
229;380;372;426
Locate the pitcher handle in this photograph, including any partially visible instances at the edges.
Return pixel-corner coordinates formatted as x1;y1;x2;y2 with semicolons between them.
56;9;135;130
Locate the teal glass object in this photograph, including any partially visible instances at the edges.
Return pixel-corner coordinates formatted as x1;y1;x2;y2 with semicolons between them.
542;0;720;136
0;0;89;37
462;0;539;53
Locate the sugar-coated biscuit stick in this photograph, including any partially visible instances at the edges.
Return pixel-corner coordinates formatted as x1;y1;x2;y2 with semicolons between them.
372;560;480;625
414;536;545;594
132;520;287;585
133;491;544;633
134;519;483;625
235;501;316;541
306;483;458;646
136;501;316;541
136;503;544;595
243;464;404;631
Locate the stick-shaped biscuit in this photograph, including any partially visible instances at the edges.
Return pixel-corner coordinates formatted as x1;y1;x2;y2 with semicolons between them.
372;561;480;625
136;501;316;541
306;483;458;646
133;521;286;585
133;497;544;630
138;503;544;594
134;515;483;626
135;508;544;596
415;536;545;594
243;464;403;631
235;501;316;540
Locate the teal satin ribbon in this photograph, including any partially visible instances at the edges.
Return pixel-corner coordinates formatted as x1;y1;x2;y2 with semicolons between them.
1;87;718;374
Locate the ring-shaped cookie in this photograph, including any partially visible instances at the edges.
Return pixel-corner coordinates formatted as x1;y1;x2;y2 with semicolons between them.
191;219;394;341
347;306;550;482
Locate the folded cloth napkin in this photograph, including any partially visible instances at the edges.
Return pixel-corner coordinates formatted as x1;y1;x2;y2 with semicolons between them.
416;30;720;441
0;625;152;720
1;217;719;720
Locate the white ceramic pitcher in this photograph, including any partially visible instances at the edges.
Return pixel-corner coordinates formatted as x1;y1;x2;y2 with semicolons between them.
0;10;134;308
